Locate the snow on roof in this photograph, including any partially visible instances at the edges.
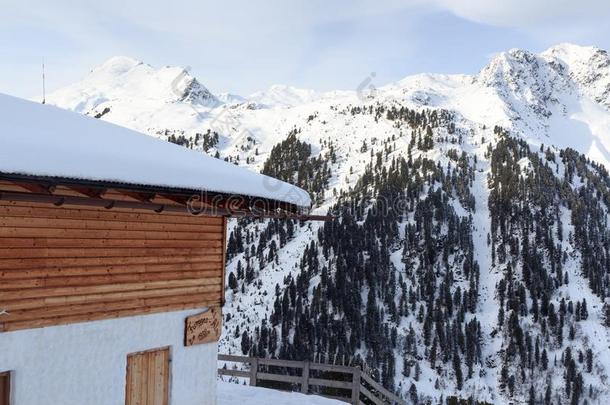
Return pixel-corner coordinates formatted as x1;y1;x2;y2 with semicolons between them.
0;93;311;208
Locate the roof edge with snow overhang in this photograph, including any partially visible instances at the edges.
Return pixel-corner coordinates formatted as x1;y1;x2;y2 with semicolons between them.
0;94;327;220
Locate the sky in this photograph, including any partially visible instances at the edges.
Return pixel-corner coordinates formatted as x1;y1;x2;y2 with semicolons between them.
2;0;610;99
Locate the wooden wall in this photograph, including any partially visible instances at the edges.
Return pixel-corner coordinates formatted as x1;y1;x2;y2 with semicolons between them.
0;199;226;332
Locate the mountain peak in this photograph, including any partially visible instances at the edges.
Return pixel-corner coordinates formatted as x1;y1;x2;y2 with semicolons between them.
177;76;218;106
542;43;610;108
506;47;537;61
476;47;544;91
46;57;219;117
94;56;143;74
477;44;610;100
542;42;603;61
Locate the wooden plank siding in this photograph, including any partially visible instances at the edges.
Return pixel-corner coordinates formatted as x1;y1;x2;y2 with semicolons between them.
0;199;226;332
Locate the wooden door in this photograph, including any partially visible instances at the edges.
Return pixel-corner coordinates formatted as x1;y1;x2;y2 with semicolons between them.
0;372;10;405
125;348;170;405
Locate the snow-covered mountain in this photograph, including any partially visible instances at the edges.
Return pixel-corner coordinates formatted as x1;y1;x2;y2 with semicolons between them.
248;84;321;108
45;44;610;404
47;56;220;140
47;43;610;170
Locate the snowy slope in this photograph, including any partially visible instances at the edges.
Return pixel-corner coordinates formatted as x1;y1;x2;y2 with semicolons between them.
248;84;321;108
217;381;342;404
43;43;610;404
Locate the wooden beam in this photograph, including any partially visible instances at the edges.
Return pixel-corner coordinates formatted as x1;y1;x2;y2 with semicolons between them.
13;181;55;195
0;190;331;221
66;185;107;198
120;191;156;203
158;194;188;205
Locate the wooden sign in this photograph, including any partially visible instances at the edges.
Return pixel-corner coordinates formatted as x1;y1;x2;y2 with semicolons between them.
185;306;222;346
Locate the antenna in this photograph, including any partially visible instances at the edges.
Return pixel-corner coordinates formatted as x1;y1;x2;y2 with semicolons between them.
42;59;46;104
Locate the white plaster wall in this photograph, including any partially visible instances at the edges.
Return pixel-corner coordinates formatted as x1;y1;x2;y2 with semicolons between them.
0;308;217;405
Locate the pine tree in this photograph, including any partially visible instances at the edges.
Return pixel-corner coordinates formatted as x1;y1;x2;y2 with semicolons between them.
453;349;463;390
228;272;238;291
241;330;251;355
409;383;418;404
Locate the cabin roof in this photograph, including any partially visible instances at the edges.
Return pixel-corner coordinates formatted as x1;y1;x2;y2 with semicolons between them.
0;93;311;209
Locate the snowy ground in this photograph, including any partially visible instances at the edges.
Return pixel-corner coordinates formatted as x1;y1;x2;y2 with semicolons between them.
467;127;501;402
217;381;343;405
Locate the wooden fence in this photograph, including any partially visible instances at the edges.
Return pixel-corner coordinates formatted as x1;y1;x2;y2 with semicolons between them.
218;354;407;405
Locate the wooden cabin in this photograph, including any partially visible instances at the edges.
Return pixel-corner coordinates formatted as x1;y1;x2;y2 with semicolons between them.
0;94;317;405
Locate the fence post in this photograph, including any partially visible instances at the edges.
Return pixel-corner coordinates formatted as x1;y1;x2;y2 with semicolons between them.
301;361;310;394
249;358;258;387
351;366;361;404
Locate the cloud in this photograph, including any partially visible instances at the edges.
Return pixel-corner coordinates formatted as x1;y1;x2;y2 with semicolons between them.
0;0;432;97
2;0;610;99
433;0;610;28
